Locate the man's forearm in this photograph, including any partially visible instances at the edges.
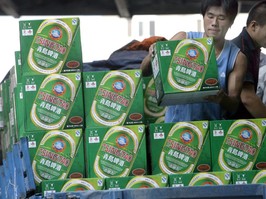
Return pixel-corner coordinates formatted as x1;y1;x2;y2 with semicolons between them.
140;55;152;77
243;95;266;118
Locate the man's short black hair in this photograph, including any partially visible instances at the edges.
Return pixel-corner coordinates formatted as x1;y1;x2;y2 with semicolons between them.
201;0;238;23
247;0;266;26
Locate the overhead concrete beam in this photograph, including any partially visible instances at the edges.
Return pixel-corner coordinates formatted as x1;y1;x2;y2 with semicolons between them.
0;0;19;17
114;0;131;18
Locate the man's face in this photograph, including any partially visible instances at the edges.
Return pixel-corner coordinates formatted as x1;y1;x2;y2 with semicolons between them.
254;24;266;48
203;6;232;41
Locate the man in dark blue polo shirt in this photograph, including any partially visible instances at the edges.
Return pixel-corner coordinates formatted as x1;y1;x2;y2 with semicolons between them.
230;0;266;119
257;52;266;105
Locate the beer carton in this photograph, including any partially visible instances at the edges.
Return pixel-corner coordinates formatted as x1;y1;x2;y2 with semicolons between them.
254;127;266;170
149;121;211;175
7;79;17;147
25;130;85;181
14;51;22;84
151;38;219;106
2;79;12;151
0;84;3;129
169;171;231;187
189;171;231;186
29;129;84;188
19;17;82;75
83;70;144;127
84;125;147;178
9;51;22;88
12;83;26;140
210;119;266;171
251;170;266;184
22;73;84;131
42;178;104;197
168;173;194;187
105;174;168;189
232;170;259;184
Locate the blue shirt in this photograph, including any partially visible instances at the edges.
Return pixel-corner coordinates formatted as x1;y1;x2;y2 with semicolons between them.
165;31;240;122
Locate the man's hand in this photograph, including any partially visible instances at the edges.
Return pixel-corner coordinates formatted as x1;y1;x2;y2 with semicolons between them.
204;89;226;104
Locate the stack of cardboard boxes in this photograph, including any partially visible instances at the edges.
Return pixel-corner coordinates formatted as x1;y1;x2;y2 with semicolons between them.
1;17;266;198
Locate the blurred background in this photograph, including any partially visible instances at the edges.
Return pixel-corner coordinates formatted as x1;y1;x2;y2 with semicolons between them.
0;0;262;81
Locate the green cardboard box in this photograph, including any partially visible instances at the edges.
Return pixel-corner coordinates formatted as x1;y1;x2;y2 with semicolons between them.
149;121;211;175
210;119;266;172
2;52;23;144
232;170;259;184
250;170;266;184
12;83;26;140
169;171;231;187
168;173;194;187
83;70;144;127
42;178;104;197
189;171;231;186
254;122;266;170
22;72;84;131
14;51;22;84
9;51;22;86
23;131;86;191
2;79;12;151
84;124;147;178
0;84;3;129
25;129;84;189
19;17;82;75
25;130;86;181
232;170;266;184
105;174;168;189
7;80;16;147
151;38;219;106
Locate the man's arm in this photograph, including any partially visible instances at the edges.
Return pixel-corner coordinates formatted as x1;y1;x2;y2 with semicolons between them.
241;82;266;118
140;52;153;77
140;31;187;77
220;51;247;112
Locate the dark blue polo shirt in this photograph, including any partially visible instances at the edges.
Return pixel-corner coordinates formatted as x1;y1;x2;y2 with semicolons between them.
230;27;261;119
